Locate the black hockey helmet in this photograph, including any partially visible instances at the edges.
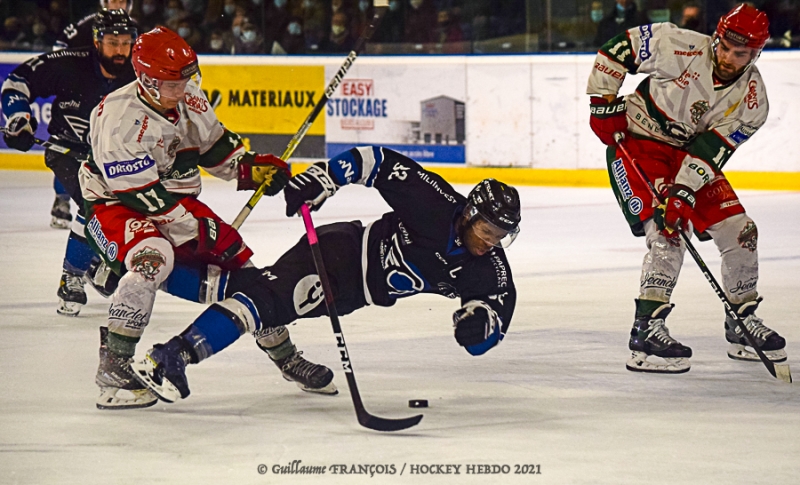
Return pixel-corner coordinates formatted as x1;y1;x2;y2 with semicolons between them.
93;9;137;42
99;0;134;12
464;179;521;248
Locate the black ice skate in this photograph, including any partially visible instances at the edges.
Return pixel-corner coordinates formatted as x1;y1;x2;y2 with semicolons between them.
50;196;71;229
96;327;158;410
57;269;87;316
258;341;338;395
626;300;692;374
131;337;193;403
725;297;787;363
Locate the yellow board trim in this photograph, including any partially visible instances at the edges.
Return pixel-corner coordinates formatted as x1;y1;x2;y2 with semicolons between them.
5;153;799;191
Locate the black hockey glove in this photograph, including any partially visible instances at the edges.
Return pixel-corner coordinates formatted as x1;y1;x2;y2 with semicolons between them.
3;113;38;152
284;162;339;217
453;300;503;355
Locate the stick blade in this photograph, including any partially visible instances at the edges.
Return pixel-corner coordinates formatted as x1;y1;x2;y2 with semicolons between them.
359;413;423;432
774;362;792;383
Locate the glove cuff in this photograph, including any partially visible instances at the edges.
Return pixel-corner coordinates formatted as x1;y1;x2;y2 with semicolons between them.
589;96;625;117
669;184;696;208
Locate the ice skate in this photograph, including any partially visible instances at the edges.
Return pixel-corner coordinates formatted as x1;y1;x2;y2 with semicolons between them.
95;327;158;410
57;269;87;316
50;196;71;229
131;337;193;403
725;298;787;363
626;300;692;374
84;258;119;298
258;341;337;395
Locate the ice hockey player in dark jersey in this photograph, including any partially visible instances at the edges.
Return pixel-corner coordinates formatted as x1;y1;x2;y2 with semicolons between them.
131;147;522;403
1;9;137;316
55;0;135;50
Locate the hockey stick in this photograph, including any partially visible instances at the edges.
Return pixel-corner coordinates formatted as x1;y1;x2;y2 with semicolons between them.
231;0;390;230
299;204;424;431
0;126;87;158
614;134;791;383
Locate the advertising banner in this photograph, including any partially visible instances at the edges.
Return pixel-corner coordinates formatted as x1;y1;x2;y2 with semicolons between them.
200;64;326;157
324;63;467;164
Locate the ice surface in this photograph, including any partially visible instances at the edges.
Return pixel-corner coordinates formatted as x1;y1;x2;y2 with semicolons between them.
1;170;798;485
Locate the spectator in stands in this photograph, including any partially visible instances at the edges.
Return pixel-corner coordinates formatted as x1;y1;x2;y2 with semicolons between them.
593;0;646;47
403;0;436;44
263;0;291;50
350;0;372;38
274;16;305;53
164;0;189;26
233;20;266;53
435;8;463;44
139;0;166;32
372;0;403;43
201;28;230;53
301;0;327;51
1;17;31;50
177;17;204;49
181;0;207;23
319;11;354;52
679;2;705;34
29;17;56;51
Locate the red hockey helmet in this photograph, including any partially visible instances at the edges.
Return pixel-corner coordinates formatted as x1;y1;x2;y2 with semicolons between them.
715;4;770;50
132;27;200;103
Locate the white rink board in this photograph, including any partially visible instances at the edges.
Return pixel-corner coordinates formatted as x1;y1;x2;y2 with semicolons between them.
1;50;798;171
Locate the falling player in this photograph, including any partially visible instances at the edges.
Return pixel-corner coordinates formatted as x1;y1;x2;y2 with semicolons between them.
130;147;521;404
2;10;137;316
81;27;334;409
587;4;787;373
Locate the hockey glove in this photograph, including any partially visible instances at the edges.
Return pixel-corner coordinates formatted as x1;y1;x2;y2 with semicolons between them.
195;217;253;270
453;300;503;356
236;152;291;194
653;184;696;238
589;96;627;146
3;113;38;152
284;162;339;217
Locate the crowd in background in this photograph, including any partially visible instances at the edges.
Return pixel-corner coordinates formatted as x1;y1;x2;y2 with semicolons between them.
1;0;799;54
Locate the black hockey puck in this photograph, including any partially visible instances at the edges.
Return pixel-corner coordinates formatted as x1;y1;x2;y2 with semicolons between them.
409;399;428;408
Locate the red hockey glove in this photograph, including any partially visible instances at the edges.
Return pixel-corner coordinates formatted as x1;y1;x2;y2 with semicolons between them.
236;152;291;194
589;96;628;146
195;217;253;270
653;185;696;239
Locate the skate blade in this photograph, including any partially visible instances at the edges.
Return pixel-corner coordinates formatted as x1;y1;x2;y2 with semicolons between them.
295;380;338;395
96;387;158;410
56;300;82;317
727;344;787;363
50;217;70;229
626;351;691;374
130;358;182;403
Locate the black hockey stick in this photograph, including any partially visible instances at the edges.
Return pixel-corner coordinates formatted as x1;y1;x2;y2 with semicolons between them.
0;126;87;159
615;134;791;383
299;204;424;431
232;0;390;230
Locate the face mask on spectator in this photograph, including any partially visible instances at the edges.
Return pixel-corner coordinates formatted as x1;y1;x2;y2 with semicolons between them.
274;0;287;8
178;26;191;38
359;0;369;11
616;2;626;14
591;9;603;22
331;24;345;35
410;0;423;10
242;29;256;42
232;25;242;37
211;38;224;50
224;3;236;14
389;0;399;12
142;3;156;15
288;21;301;35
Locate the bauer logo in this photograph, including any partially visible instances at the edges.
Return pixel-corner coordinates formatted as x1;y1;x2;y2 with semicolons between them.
104;156;156;179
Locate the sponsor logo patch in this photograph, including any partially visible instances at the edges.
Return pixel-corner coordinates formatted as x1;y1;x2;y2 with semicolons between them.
611;158;635;201
184;93;209;114
293;274;324;316
628;196;643;215
638;24;653;61
745;80;759;109
104;155;156;179
729;123;757;144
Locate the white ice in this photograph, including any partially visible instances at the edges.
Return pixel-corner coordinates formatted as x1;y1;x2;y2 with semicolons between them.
1;170;798;485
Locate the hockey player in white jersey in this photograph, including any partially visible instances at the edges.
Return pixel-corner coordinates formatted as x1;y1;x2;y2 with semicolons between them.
587;4;787;374
80;27;335;409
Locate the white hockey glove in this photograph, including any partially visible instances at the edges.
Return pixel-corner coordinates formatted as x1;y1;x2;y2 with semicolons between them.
284;162;339;216
453;300;504;356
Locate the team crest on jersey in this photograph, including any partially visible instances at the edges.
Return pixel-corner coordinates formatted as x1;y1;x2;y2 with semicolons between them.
130;246;167;281
737;221;758;252
690;100;710;125
745;80;759;109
